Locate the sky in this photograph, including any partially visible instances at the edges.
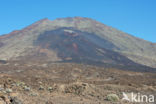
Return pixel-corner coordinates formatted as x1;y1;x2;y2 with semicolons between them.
0;0;156;42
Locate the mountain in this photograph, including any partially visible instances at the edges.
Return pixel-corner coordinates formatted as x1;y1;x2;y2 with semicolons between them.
0;17;156;71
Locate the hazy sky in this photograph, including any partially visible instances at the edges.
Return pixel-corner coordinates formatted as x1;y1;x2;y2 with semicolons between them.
0;0;155;42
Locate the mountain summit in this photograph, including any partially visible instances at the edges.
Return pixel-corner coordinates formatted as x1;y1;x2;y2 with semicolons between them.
0;17;156;71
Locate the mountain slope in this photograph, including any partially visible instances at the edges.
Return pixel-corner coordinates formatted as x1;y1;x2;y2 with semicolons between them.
34;27;137;65
0;17;156;69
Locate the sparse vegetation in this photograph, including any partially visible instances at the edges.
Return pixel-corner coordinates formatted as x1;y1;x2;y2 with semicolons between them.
0;62;155;104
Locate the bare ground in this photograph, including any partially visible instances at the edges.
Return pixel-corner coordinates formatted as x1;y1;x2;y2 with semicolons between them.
0;62;155;104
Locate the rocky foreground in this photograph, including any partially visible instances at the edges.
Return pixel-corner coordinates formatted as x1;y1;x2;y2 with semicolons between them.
0;62;155;104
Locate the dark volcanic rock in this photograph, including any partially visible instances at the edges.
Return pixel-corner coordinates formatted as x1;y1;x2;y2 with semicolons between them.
0;60;7;64
35;27;136;66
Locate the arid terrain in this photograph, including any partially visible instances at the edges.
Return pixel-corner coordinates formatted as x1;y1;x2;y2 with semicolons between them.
0;17;156;104
0;61;156;104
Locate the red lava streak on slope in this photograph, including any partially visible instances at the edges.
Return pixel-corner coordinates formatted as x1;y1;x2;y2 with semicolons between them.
0;30;20;39
72;43;78;53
